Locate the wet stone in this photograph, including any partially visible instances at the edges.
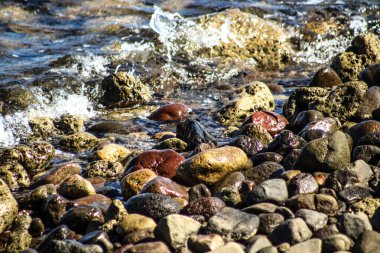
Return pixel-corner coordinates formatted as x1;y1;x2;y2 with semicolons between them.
57;174;96;199
176;119;216;150
116;214;156;238
355;86;380;120
148;103;188;122
309;67;343;88
124;193;181;221
359;63;380;87
348;120;380;145
16;142;55;175
120;169;157;200
55;114;84;135
122;229;155;245
31;162;81;188
92;143;131;163
140;176;189;200
267;130;306;156
251;152;283;165
86;160;124;178
237;123;273;146
125;149;185;179
153;138;188;152
353;145;380;166
60;205;105;234
290;110;324;134
206;207;260;241
17;184;56;209
288;173;319;196
42;194;70;226
181;197;226;219
229;135;266;156
59;132;98;153
241;111;288;137
79;230;113;253
298;117;340;142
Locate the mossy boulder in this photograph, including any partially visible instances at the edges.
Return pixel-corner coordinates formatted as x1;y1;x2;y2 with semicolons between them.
0;179;18;234
176;146;253;186
100;72;151;108
5;212;32;252
0;85;34;114
59;132;98;152
331;33;380;82
153;138;188;152
28;117;60;139
58;174;96;199
196;9;292;69
0;163;30;190
216;82;275;126
85;160;124;178
55;114;85;134
92;143;131;163
16;142;55;175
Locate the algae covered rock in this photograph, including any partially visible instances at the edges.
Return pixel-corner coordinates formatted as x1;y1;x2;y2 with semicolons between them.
197;9;292;69
59;132;98;152
16;141;55;175
100;72;151;108
0;163;30;190
331;33;380;82
5;212;32;252
28;117;60;139
176;146;253;186
217;82;275;126
55;114;85;134
0;179;18;234
85;160;124;178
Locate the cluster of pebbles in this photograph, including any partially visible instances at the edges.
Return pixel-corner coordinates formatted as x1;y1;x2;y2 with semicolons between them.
0;31;379;253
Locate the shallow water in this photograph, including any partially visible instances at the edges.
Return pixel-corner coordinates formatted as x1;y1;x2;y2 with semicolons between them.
0;0;379;148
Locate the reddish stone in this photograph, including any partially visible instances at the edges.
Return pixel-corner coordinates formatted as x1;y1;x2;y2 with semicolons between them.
181;197;226;219
148;103;188;122
31;163;81;188
242;111;288;136
72;194;112;207
140;176;189;200
125;149;185;178
86;176;106;186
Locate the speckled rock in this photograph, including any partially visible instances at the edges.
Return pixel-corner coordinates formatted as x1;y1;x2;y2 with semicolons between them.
213;172;244;206
49;240;103;253
92;144;131;163
288;173;319;196
86;160;124;178
148;103;188;122
309;67;343;88
291;110;324;134
353;145;380;166
176;146;253;186
298;117;340;142
16;141;55;175
216;82;275;126
251;152;283;165
5;212;32;253
0;163;30;190
79;230;113;253
295;209;327;232
182;197;226;219
355;86;380;120
100;72;151;108
59;132;98;152
348;120;380;144
0;179;18;234
229;135;266;156
116;214;156;237
241;111;288;137
267;130;306;156
55;114;84;134
153;138;188;152
124;193;180;221
259;213;285;234
58;174;96;199
206;207;260;241
120;169;157;200
268;218;312;245
238;123;273;145
294;130;351;173
42;194;70;226
125;149;185;179
155;214;201;249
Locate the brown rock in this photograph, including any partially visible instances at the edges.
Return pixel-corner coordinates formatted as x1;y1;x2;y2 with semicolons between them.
31;163;81;188
241;111;288;137
125;149;185;179
121;169;157;200
181;197;226;219
140;176;189;200
148;103;188;122
348;120;380;144
309;67;343;88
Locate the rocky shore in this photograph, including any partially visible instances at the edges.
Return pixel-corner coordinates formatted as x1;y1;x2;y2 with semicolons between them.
0;4;380;253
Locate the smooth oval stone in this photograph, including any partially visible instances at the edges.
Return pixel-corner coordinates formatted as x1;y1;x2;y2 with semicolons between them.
244;162;285;184
72;194;112;207
241;111;288;137
291;110;324;134
140;176;189;200
309;67;343;88
355;86;380;119
148;103;188;122
92;143;131;163
125;193;180;221
116;213;156;237
359;63;380;87
58;174;96;199
36;225;77;252
176;119;216;150
121;169;157;200
31;163;81;188
237;123;273;145
88;121;126;133
268;218;312;245
295;209;328;232
299;117;339;142
245;179;289;205
267;130;306;156
188;184;212;201
282;149;302;170
288;173;319;196
125;149;184;179
79;230;113;253
60;205;104;234
176;146;253;186
358;132;380;146
181;197;226;219
348;120;380;144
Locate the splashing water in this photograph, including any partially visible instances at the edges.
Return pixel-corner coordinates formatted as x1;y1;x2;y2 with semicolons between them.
0;88;96;146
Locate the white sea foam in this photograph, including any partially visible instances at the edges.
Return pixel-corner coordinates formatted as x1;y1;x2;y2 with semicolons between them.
0;88;96;147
